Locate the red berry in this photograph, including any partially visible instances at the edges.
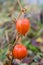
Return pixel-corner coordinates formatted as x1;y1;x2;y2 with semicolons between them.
16;18;30;35
13;44;27;59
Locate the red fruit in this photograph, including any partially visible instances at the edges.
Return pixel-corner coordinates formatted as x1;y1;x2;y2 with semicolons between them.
13;44;27;59
16;18;30;35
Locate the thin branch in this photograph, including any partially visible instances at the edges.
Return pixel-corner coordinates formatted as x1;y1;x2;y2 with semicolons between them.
18;12;22;19
5;31;9;44
17;0;28;19
12;18;17;23
17;0;22;10
12;32;21;48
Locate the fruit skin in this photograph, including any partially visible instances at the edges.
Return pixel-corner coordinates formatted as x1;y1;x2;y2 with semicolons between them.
13;44;27;59
16;18;30;35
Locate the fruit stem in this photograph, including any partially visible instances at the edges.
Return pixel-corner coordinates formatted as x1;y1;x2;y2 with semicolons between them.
17;0;23;11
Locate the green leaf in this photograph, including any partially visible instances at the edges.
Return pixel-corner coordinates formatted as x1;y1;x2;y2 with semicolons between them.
30;62;37;65
27;44;40;52
0;47;8;60
21;39;31;47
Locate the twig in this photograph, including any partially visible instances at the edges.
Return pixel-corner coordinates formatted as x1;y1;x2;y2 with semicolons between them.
17;0;22;11
18;12;22;19
17;0;26;12
12;32;21;48
17;0;28;19
5;31;9;44
12;18;17;23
